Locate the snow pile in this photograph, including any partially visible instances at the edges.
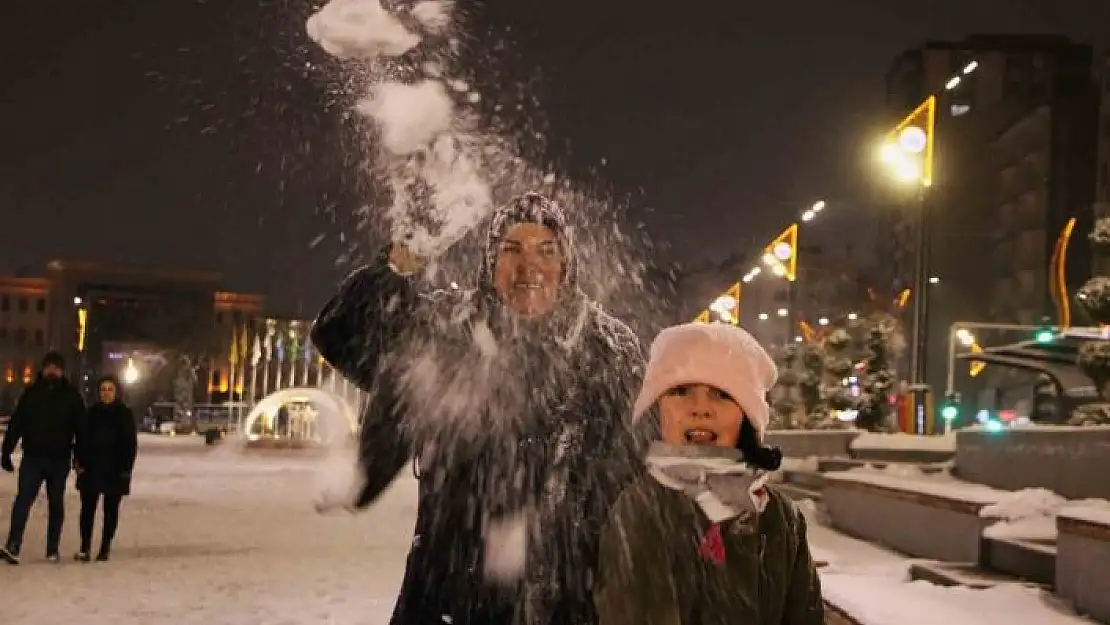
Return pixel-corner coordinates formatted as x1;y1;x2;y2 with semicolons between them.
980;488;1066;541
822;573;1097;625
979;490;1110;539
850;432;956;452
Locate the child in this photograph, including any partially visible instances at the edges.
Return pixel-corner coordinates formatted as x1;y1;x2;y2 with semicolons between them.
594;322;825;625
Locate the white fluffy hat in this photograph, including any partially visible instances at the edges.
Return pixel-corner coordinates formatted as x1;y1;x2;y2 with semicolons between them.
632;322;778;436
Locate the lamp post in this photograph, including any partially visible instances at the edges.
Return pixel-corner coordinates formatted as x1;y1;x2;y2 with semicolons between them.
878;60;980;386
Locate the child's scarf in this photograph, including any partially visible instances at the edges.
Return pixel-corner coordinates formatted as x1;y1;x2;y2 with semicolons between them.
646;442;771;524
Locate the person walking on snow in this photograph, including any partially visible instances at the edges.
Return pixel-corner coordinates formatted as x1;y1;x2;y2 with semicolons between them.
311;192;646;625
594;322;825;625
74;375;138;562
1;350;86;564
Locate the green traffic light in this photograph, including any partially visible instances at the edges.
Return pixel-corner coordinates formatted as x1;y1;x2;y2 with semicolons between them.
1034;329;1054;343
941;405;958;420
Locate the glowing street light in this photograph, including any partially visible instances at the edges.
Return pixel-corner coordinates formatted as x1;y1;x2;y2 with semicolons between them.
963;60;978;75
929;276;940;284
777;308;788;318
956;328;976;347
758;312;769;321
122;358;141;385
847;312;858;321
818;317;829;326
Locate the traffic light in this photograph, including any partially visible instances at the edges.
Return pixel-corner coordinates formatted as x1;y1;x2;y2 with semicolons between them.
1034;326;1055;344
763;223;799;281
941;391;961;422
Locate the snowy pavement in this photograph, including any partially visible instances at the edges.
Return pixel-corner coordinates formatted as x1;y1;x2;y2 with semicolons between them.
0;435;1101;625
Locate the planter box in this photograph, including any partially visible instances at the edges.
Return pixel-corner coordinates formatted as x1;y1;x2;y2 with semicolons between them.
1057;506;1110;623
764;430;860;458
824;471;1001;563
955;426;1110;500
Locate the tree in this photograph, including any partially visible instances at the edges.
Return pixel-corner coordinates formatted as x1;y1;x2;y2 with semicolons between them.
856;325;896;431
769;345;804;429
797;343;829;427
173;355;198;427
821;327;858;414
1071;216;1110;426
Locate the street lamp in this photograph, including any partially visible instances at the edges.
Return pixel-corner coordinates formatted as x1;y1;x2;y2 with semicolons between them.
777;308;788;317
878;60;978;388
122;358;141;385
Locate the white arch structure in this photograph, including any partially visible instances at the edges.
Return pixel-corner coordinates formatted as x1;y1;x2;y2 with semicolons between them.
241;387;359;446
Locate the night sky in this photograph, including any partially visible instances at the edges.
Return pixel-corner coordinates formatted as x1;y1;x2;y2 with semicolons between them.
2;0;1109;315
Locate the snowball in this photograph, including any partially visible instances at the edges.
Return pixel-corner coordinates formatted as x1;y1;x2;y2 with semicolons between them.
306;0;420;60
483;512;528;583
356;80;453;155
410;0;453;34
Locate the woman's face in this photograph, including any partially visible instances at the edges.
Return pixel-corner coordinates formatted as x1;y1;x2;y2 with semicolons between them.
492;222;565;318
658;383;744;448
99;381;118;404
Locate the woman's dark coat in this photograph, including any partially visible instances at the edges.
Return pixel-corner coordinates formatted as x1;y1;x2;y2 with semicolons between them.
76;401;138;496
311;195;646;625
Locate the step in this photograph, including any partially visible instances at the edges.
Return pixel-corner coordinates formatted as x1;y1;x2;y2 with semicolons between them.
909;561;1044;590
781;469;827;491
823;601;863;625
981;536;1056;586
851;447;954;464
775;482;823;503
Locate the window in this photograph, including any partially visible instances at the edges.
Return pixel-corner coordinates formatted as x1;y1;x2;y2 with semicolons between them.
17;297;27;313
14;328;26;344
33;329;43;346
36;298;45;313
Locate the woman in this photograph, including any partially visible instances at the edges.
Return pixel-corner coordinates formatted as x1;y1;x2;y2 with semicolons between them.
312;192;646;625
74;375;138;562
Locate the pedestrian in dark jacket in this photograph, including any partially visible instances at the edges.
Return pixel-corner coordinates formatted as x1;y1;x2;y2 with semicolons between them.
74;375;137;562
595;323;825;625
0;350;85;564
311;192;646;625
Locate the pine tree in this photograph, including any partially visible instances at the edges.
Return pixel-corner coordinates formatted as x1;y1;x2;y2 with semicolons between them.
769;345;804;429
856;325;896;431
822;328;857;411
797;343;829;428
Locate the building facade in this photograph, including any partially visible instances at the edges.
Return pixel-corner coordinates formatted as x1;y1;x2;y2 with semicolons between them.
0;261;270;413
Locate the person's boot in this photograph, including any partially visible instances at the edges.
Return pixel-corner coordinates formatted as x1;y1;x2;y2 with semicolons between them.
75;551;91;562
0;545;19;565
95;543;111;562
45;552;60;563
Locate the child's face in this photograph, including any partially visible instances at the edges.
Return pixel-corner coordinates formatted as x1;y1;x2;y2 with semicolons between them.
658;383;744;448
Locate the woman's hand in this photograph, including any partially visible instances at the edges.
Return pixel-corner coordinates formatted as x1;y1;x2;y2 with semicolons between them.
388;243;426;276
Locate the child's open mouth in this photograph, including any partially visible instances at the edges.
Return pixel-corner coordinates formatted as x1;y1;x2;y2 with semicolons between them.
684;428;719;444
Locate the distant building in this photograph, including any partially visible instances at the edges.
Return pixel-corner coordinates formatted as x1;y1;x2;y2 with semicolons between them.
0;260;268;412
882;34;1098;396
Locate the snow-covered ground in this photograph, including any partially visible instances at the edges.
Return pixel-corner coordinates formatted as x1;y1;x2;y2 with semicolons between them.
0;435;1100;625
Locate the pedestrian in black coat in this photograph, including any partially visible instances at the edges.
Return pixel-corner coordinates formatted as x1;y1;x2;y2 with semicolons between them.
74;375;137;562
1;350;85;564
311;192;647;625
